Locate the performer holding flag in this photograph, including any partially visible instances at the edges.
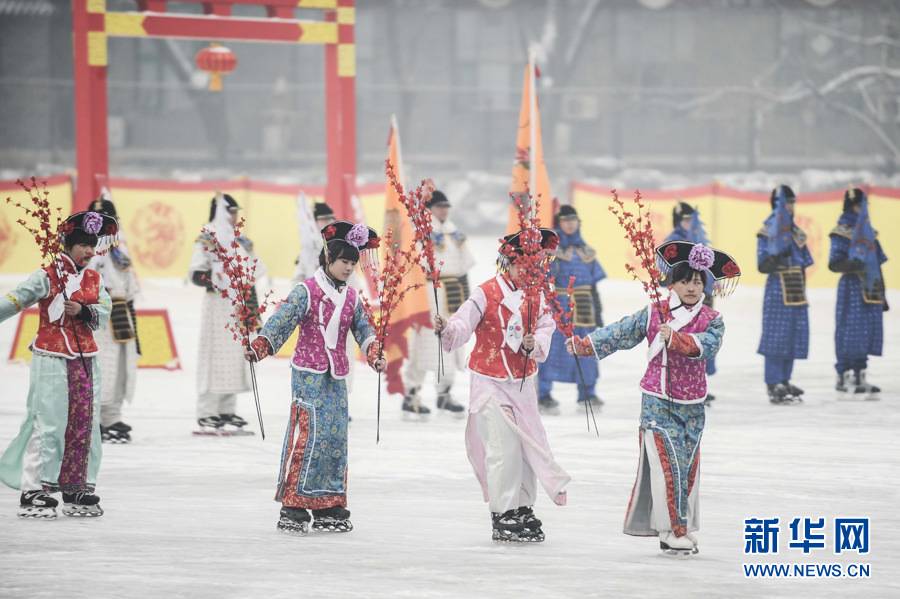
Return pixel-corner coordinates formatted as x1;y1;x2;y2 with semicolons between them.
828;187;887;399
247;221;385;536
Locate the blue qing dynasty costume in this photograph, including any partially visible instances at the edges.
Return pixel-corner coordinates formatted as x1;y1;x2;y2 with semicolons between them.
828;188;887;397
756;186;813;404
538;205;606;411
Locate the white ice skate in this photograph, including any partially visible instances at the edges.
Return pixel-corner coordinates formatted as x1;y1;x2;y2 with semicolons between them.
62;492;104;518
659;531;698;557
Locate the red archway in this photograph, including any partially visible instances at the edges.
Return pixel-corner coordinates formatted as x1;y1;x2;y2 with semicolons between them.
72;0;357;218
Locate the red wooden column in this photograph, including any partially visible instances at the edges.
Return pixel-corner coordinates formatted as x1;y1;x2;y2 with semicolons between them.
72;0;110;211
324;0;356;220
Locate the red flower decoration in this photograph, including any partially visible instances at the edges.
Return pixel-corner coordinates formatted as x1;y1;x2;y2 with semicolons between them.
544;235;559;251
323;225;337;240
722;260;740;277
663;244;678;260
365;237;381;250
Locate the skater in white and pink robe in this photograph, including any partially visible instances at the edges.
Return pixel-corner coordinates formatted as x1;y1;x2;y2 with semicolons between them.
434;228;569;542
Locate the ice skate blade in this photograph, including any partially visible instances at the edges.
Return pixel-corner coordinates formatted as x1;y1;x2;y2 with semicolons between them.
837;393;880;402
277;519;310;536
660;542;698;557
312;519;353;533
401;412;429;422
17;507;57;519
538;407;561;416
437;408;466;420
62;504;104;518
492;530;543;543
192;429;255;437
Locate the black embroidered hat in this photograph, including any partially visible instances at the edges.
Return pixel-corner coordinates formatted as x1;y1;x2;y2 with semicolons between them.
656;240;741;297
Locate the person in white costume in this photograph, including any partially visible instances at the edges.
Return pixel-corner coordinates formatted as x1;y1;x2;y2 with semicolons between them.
87;196;141;444
188;194;264;434
401;190;475;417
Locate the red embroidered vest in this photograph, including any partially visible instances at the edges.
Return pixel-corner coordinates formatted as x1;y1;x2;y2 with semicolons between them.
467;277;537;380
291;278;356;378
34;256;101;359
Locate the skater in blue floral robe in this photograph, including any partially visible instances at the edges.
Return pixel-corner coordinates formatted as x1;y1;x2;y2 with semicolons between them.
756;185;813;405
828;188;887;397
247;220;384;534
664;202;718;403
537;205;606;414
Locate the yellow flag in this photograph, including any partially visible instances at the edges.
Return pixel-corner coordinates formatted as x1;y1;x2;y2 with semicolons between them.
382;116;431;394
508;52;554;233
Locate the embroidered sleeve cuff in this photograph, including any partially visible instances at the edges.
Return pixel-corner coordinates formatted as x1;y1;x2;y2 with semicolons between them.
250;335;273;361
360;335;376;357
669;331;701;357
365;339;382;367
572;335;596;357
5;293;23;313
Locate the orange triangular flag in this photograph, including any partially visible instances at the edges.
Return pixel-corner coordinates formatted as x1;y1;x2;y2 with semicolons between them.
382;115;431;395
507;51;554;233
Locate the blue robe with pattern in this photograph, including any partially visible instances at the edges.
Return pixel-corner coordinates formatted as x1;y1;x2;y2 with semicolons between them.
756;225;814;359
258;282;374;505
538;228;606;398
829;212;887;369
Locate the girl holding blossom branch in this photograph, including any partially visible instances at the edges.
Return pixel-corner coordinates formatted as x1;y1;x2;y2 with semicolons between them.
566;191;741;556
432;221;569;544
1;179;117;518
246;220;385;536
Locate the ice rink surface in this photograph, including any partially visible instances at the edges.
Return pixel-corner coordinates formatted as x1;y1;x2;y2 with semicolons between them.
1;237;897;598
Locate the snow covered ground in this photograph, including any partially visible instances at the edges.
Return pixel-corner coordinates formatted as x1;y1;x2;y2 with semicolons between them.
0;237;898;599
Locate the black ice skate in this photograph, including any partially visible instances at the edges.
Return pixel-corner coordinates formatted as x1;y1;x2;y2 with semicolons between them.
102;422;131;444
659;532;698;557
836;371;851;394
767;384;798;405
401;391;431;421
311;506;353;532
61;491;103;518
491;509;527;543
17;490;58;519
703;393;716;407
219;413;255;436
783;381;805;397
853;370;880;400
277;507;311;536
514;506;545;542
538;395;560;416
436;392;465;418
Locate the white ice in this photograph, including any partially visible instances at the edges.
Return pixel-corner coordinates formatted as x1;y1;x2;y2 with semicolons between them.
0;236;897;599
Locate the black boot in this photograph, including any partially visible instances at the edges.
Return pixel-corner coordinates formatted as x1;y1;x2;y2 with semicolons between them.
436;390;465;416
491;509;526;542
853;370;881;398
18;490;58;519
515;506;545;542
62;491;103;517
277;507;311;535
783;381;805;397
402;389;431;418
538;395;560;415
836;371;851;393
312;506;353;532
767;384;797;405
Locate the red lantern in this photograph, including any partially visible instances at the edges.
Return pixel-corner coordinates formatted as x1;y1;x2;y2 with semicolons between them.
195;43;237;92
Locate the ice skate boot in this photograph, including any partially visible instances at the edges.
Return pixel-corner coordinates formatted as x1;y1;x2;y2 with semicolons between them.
659;531;698;557
836;371;851;398
767;384;797;405
62;492;104;517
784;381;804;397
219;413;255;436
703;393;716;407
401;390;431;421
106;422;131;444
436;391;465;419
277;507;311;535
193;415;224;436
514;506;545;542
17;490;58;519
538;395;560;416
853;370;880;401
311;506;353;532
491;509;526;543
